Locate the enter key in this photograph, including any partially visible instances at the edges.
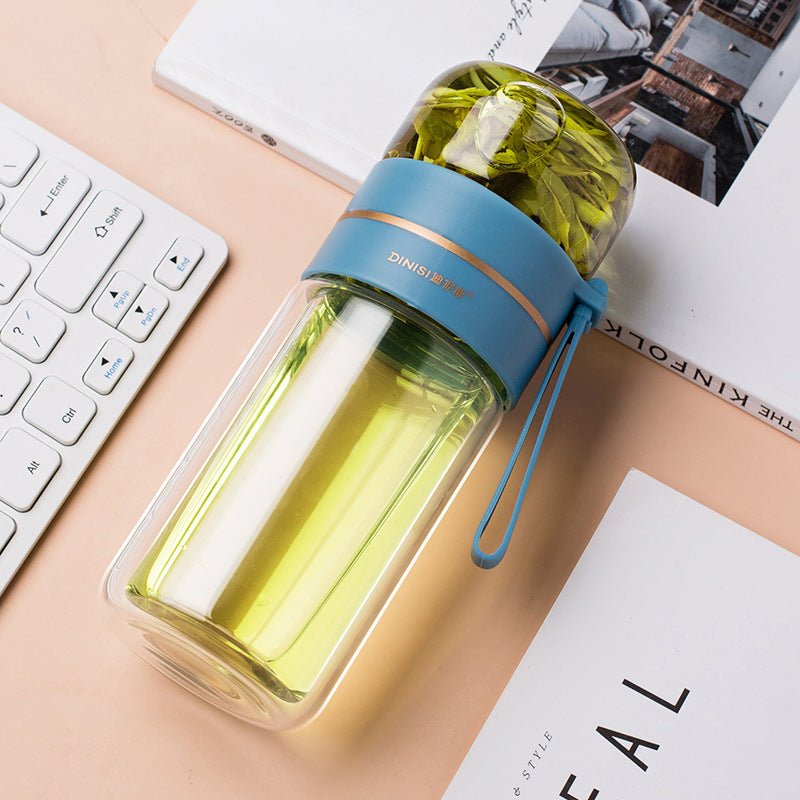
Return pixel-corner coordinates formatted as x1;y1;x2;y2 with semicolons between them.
1;159;90;255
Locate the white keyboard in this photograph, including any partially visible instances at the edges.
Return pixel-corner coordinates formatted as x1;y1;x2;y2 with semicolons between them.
0;104;227;596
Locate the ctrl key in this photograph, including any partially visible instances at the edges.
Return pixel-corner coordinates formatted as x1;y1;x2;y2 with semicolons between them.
0;428;61;512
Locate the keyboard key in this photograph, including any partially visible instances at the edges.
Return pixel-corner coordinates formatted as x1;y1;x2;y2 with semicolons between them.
0;104;228;598
36;191;143;312
155;237;204;290
0;512;14;553
0;129;39;188
118;285;168;342
0;245;30;304
0;428;61;512
1;160;91;255
1;300;65;363
83;340;134;396
0;353;30;414
92;270;143;327
23;377;97;446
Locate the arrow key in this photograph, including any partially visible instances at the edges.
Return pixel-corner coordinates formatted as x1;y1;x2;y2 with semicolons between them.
83;339;134;396
118;285;168;342
93;270;144;327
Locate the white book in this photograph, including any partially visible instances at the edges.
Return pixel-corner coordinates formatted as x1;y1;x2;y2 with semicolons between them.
444;470;800;799
155;1;800;441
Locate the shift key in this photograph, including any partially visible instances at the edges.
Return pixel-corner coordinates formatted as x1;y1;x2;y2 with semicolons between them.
36;191;143;312
1;160;90;255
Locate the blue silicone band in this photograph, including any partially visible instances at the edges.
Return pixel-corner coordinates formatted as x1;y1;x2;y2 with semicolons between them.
303;158;606;405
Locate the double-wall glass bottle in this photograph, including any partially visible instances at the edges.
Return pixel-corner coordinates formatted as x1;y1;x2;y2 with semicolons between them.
103;63;635;729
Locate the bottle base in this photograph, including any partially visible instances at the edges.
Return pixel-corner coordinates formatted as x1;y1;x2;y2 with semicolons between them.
115;594;311;730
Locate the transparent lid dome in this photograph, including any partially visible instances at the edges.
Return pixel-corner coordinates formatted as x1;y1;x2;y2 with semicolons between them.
385;62;636;277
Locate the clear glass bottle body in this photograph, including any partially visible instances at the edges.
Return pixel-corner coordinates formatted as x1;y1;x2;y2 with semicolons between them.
103;278;501;729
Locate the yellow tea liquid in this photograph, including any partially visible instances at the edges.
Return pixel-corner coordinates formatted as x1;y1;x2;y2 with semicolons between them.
126;288;496;708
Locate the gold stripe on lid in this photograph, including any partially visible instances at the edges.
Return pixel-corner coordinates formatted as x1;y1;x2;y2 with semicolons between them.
339;208;552;343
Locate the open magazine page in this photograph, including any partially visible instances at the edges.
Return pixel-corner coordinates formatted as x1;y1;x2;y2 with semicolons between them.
444;471;800;799
509;0;800;440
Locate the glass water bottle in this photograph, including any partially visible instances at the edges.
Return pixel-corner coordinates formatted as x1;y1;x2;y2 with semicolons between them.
103;63;635;729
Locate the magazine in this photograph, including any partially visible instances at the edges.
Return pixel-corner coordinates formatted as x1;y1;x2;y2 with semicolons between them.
445;470;800;799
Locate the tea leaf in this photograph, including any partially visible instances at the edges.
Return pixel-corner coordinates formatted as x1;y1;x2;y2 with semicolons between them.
536;169;575;249
390;64;635;275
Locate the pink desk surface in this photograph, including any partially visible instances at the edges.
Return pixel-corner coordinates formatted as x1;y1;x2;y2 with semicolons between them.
1;2;798;798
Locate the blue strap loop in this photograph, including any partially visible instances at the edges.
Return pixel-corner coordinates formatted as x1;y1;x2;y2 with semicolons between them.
471;294;598;569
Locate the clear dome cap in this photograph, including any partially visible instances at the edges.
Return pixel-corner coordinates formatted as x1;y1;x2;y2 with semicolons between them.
385;62;636;277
